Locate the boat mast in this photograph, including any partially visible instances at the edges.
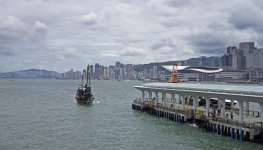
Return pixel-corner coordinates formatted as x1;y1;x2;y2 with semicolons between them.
86;65;89;86
88;65;91;87
81;74;84;86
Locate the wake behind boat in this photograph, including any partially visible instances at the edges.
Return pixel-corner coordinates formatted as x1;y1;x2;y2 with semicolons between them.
75;65;94;104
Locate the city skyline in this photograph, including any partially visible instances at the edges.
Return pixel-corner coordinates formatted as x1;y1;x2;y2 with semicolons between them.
1;41;263;82
1;0;263;72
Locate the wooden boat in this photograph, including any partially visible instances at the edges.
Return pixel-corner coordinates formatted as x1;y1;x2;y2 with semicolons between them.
75;65;94;104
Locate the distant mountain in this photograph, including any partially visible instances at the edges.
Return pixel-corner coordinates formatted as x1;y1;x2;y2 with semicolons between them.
0;69;61;79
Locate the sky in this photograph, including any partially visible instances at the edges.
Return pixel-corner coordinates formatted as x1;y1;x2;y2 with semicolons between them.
1;0;263;72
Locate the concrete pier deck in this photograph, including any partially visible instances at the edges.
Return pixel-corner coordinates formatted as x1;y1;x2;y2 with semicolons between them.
132;82;263;142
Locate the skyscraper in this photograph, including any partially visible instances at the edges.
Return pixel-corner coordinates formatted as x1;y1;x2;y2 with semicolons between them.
153;66;157;78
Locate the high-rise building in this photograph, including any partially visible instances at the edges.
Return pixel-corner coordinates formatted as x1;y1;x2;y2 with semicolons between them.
222;42;263;70
153;66;157;78
238;42;263;69
221;45;246;70
251;48;263;69
221;54;232;68
186;58;202;66
149;69;153;79
94;63;101;79
239;42;255;69
103;67;110;80
82;69;86;79
89;65;94;79
187;56;220;67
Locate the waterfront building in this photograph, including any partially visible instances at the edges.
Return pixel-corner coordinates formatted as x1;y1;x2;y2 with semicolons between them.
215;70;247;81
247;69;263;82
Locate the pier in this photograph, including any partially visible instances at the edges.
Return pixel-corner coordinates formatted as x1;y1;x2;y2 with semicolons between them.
132;82;263;142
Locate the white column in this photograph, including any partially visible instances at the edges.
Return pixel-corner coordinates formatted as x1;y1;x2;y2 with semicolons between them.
185;95;188;105
192;97;196;109
162;92;166;106
142;90;145;101
239;101;244;123
245;101;249;116
182;95;185;111
218;99;222;110
205;98;210;117
221;99;226;118
231;100;234;108
260;103;263;123
155;92;158;103
171;93;175;107
148;91;152;100
218;99;221;117
193;97;197;114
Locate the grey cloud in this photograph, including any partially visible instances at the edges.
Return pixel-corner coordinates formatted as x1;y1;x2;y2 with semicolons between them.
207;22;230;30
0;16;29;42
228;5;263;33
45;45;81;59
1;0;263;72
186;32;227;54
0;16;48;43
151;38;177;50
33;21;48;40
253;0;263;10
78;13;98;26
120;47;146;56
164;0;190;7
0;46;15;56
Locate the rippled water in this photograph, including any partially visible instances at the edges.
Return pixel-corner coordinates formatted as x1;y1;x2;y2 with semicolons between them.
0;79;262;150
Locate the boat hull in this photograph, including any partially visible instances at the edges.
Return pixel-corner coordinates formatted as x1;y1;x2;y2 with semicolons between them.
75;96;93;104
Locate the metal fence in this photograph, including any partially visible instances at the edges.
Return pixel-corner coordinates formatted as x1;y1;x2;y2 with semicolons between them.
211;117;263;129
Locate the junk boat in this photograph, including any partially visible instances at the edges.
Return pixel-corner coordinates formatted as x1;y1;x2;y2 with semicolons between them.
75;65;94;104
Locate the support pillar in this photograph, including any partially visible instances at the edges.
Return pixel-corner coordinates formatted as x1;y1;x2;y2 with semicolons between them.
231;100;234;108
193;97;197;114
218;99;221;117
142;90;145;102
148;91;152;100
206;98;210;117
245;101;249;117
239;101;244;123
155;92;158;103
181;95;185;111
260;103;263;123
162;92;166;106
171;93;175;108
221;99;226;118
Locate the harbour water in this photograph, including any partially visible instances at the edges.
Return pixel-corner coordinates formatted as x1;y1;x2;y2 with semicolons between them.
0;79;262;150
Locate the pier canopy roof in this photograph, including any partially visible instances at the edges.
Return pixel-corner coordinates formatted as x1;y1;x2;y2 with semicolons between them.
162;66;223;74
134;82;263;104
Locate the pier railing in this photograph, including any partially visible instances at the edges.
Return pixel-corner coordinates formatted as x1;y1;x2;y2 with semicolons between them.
156;105;189;115
133;98;262;129
211;117;263;129
133;98;193;115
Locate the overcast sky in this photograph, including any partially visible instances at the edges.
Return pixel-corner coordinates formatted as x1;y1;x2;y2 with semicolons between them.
1;0;263;72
